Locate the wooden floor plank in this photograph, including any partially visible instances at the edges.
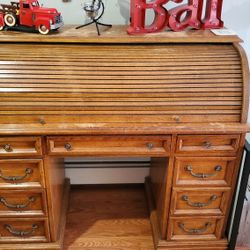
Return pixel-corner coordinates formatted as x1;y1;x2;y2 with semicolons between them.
63;185;154;250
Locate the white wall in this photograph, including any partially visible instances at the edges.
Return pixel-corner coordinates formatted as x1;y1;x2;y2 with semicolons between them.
223;1;250;63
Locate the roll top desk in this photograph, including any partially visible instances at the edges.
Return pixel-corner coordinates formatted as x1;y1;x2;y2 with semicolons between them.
0;26;249;250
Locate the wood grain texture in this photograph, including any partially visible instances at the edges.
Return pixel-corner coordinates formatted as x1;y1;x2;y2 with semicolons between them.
145;178;229;250
43;156;65;242
0;25;242;44
176;134;240;156
170;187;231;216
173;156;236;187
0;137;42;158
0;159;45;189
47;135;171;157
0;218;50;243
0;42;246;128
0;179;69;250
0;189;47;217
63;185;154;250
233;43;250;123
0;26;249;250
0;123;249;136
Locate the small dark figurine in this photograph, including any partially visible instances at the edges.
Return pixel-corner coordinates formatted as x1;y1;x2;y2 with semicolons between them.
76;0;112;36
0;0;63;35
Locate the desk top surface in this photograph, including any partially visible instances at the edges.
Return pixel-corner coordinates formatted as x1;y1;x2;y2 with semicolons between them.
0;25;242;44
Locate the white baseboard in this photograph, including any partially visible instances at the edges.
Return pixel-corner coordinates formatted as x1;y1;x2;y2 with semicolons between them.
65;167;150;184
64;157;151;184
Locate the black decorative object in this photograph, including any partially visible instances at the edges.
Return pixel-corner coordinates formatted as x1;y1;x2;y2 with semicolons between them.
76;0;112;35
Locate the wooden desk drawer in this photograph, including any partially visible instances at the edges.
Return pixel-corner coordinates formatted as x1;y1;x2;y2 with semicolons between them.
0;137;42;157
168;216;223;241
0;159;45;189
171;188;230;216
0;190;47;217
0;218;49;243
174;157;235;186
176;135;240;155
47;136;171;156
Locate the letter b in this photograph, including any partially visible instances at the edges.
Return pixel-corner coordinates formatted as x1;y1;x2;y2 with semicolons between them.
127;0;169;34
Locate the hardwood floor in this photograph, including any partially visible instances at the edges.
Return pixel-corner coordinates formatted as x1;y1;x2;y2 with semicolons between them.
63;185;154;250
63;185;249;250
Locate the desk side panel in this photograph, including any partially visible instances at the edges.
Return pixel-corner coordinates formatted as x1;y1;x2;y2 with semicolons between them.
44;156;65;242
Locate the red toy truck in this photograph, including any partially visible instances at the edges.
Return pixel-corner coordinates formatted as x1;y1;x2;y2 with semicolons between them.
0;0;63;34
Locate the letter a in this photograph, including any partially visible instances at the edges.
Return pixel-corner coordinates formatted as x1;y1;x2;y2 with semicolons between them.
168;0;203;31
127;0;169;34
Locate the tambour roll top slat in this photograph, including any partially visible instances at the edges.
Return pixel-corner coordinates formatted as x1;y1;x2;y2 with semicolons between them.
0;26;248;128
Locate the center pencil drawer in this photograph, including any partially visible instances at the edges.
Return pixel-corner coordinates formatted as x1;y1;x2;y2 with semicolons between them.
47;136;171;156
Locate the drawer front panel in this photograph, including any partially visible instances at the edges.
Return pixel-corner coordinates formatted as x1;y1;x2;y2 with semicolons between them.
0;190;47;216
47;136;171;156
0;218;49;243
0;137;42;157
168;217;223;241
176;135;240;155
174;157;235;186
0;159;45;188
171;188;230;216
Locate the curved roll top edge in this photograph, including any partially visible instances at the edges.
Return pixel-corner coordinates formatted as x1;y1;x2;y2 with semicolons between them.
233;43;250;123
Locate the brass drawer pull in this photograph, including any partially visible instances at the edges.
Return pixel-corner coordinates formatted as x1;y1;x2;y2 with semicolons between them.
203;141;212;149
181;195;218;208
0;168;33;182
4;224;38;237
185;165;222;179
0;196;36;209
3;144;13;152
64;143;72;151
146;143;154;150
178;222;211;234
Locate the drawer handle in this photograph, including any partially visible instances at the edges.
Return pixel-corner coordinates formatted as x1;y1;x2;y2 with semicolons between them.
64;143;72;151
181;195;218;208
203;141;212;149
185;165;222;179
178;222;211;234
4;224;38;237
3;144;13;152
0;168;33;182
0;196;36;209
146;143;154;150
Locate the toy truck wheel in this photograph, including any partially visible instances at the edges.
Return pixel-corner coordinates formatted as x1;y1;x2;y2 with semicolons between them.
0;25;4;31
38;24;49;35
4;13;16;27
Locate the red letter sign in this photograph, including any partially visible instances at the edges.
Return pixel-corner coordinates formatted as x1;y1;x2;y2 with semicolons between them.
202;0;224;29
127;0;169;34
168;0;203;31
127;0;224;34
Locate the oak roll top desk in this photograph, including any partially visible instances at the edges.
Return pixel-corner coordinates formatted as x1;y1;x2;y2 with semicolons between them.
0;26;249;250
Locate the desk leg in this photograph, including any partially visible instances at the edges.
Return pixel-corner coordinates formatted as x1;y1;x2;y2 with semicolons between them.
44;156;68;245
